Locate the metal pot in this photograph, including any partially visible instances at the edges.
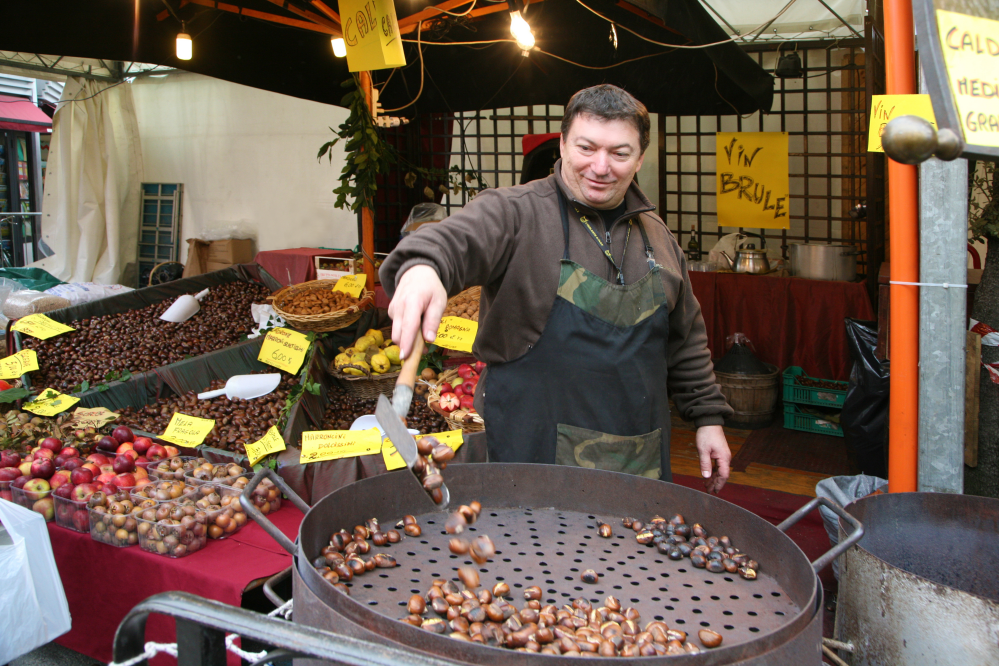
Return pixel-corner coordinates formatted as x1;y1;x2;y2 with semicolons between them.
720;249;771;275
787;243;859;281
244;464;862;665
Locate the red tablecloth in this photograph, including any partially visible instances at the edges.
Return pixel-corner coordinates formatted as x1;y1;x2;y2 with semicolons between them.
51;505;303;664
689;272;875;381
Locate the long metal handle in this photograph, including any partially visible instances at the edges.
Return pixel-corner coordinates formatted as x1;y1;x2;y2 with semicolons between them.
240;468;310;556
776;496;864;574
263;566;292;608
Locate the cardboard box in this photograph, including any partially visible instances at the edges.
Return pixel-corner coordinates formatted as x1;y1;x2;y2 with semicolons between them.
183;239;211;278
207;239;255;264
315;256;356;281
205;260;237;273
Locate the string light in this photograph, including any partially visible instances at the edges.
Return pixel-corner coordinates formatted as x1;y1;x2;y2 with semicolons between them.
176;22;192;60
331;37;346;58
509;10;535;55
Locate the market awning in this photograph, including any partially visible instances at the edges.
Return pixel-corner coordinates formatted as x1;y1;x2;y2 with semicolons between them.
0;94;52;132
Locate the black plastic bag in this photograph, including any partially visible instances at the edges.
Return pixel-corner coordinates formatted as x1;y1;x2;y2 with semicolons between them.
842;319;889;477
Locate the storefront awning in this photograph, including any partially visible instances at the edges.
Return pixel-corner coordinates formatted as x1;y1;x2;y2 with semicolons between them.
0;94;52;132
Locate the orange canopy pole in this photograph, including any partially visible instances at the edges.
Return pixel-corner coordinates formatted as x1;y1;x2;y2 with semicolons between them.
884;0;918;493
359;71;377;289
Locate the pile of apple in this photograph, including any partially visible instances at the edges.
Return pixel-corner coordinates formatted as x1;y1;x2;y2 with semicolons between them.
437;362;486;414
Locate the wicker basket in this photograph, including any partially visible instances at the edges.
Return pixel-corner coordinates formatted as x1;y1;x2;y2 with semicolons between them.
443;286;481;321
270;280;375;332
427;368;485;433
328;362;401;399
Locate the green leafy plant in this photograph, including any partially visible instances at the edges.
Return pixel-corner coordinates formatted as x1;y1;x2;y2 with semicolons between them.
69;380;90;394
0;387;35;403
417;345;446;375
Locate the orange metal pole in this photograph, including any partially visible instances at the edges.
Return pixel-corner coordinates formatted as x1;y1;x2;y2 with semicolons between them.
359;71;377;289
884;0;918;492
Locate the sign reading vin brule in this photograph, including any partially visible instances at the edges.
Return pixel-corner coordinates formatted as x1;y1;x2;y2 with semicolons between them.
915;0;999;159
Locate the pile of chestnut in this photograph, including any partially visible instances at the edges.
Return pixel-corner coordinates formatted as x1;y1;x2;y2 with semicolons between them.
134;497;209;558
23;281;272;392
623;514;760;580
313;516;403;595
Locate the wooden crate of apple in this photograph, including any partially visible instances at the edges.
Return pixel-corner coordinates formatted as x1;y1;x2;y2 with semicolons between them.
429;362;486;424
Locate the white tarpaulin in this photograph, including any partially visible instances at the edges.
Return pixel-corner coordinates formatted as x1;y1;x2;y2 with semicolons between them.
700;0;864;42
32;76;143;284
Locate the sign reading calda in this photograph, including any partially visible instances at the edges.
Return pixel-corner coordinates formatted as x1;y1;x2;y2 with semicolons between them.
342;0;407;72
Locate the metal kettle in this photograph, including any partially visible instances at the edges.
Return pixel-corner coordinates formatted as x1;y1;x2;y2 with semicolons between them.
718;233;771;274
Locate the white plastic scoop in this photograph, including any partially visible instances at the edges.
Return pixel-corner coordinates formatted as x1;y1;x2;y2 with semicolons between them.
197;373;282;400
160;288;210;323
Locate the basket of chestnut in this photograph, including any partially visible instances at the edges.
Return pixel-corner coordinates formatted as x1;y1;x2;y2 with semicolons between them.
135;498;210;558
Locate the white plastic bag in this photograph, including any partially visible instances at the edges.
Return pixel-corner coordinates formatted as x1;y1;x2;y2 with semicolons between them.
44;282;134;307
0;499;72;663
815;474;888;579
247;304;287;339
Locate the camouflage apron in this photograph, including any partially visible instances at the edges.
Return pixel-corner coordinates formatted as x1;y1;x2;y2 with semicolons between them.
480;189;672;480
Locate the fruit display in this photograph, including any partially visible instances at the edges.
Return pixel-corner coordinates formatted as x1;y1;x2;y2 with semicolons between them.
135;498;209;558
274;287;359;316
12;483;54;521
116;373;295;454
184;461;248;486
20;281;272;392
428;363;486;430
144;455;205;480
130;479;198;504
191;483;249;539
54;493;93;533
443;287;480;322
332;329;402;377
184;461;282;515
317;259;353;272
88;489;146;547
0;409;97;457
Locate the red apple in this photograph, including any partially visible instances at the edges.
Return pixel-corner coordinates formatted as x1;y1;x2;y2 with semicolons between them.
132;437;153;454
81;462;100;476
133;476;152;490
112;426;135;444
112;472;136;489
95;472;117;486
49;470;72;489
120;449;138;462
32;497;54;521
60;446;79;458
30;458;55;480
96;436;118;453
99;482;117;496
12;475;30;490
62;457;84;472
70;467;94;486
39;437;62;452
439;392;461;413
0;467;21;481
86;453;111;466
146;444;168;461
53;482;74;499
134;455;149;466
18;460;33;477
474;360;486;374
456;363;474;379
0;450;20;468
453;384;465;397
459;394;475;410
439;382;453;394
54;454;70;468
461;380;476;396
162;445;180;458
112;455;135;474
72;482;98;501
115;442;134;455
34;448;55;460
72;509;90;531
133;467;148;480
23;478;51;500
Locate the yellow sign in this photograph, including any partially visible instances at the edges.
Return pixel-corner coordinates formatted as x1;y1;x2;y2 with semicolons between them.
868;95;937;152
716;132;790;230
160;412;217;447
0;349;38;379
434;316;478;354
12;314;76;340
341;0;407;72
333;273;367;298
417;430;464;453
23;389;80;416
258;327;310;374
936;10;999;148
66;406;120;430
381;438;407;471
245;426;287;467
300;429;381;464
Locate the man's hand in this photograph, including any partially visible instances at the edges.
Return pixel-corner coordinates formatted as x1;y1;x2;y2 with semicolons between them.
695;424;731;494
387;265;448;360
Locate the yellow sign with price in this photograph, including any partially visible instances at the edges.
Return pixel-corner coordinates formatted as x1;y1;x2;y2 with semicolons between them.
245;426;287;466
333;274;366;298
12;314;75;340
160;412;217;447
434;316;478;354
0;349;38;379
300;429;381;464
258;327;310;374
23;388;80;416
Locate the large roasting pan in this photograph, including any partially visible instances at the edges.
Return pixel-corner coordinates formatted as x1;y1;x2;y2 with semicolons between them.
244;464;862;665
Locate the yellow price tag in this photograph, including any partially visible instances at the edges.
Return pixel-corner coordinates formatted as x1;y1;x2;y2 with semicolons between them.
333;274;366;298
417;430;464;453
66;406;120;430
160;412;217;447
0;349;39;379
258;327;310;374
868;95;937;152
23;388;80;416
245;425;287;467
434;316;478;354
300;429;381;464
12;314;76;340
381;439;407;471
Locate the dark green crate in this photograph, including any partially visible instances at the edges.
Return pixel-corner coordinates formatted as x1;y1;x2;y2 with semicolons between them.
783;402;844;438
782;366;848;408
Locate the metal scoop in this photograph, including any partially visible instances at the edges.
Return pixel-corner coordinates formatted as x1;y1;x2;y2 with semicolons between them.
197;373;281;401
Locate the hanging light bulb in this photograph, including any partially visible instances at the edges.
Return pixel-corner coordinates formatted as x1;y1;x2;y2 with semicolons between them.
331;37;347;58
176;22;192;60
509;10;535;54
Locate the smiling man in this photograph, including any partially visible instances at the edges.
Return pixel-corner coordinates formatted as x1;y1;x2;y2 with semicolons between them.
381;84;733;491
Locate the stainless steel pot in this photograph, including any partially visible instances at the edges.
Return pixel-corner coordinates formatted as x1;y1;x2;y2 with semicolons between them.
788;243;859;281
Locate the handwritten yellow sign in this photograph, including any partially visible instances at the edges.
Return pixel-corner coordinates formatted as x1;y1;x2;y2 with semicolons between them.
258;327;310;374
300;429;381;464
937;10;999;148
716;132;789;230
12;314;75;340
868;95;937;152
434;316;478;354
333;273;366;298
160;412;216;447
245;426;287;467
0;349;38;379
417;430;464;453
341;0;407;72
23;389;80;416
66;406;120;430
381;438;407;471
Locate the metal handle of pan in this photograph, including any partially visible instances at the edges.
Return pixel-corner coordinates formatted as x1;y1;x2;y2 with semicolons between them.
775;496;864;574
263;566;293;608
241;468;311;556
